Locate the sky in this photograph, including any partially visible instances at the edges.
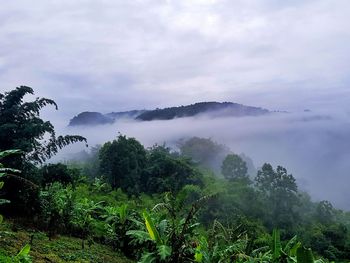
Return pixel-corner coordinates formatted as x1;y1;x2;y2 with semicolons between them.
1;0;350;118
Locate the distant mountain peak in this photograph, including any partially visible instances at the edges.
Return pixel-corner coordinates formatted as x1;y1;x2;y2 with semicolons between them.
68;101;270;126
69;112;113;126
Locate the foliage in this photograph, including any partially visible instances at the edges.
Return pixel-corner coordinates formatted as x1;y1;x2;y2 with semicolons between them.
0;150;32;262
142;145;202;194
177;137;229;173
221;154;249;183
255;163;300;231
39;183;75;237
0;149;41;217
102;204;142;257
40;163;81;187
0;86;86;217
0;220;132;263
127;193;214;262
315;201;336;225
70;198;104;249
0;86;86;166
0;244;32;263
99;134;147;194
0;150;21;214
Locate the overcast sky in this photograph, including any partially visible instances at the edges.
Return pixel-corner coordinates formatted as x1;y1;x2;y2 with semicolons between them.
1;0;350;118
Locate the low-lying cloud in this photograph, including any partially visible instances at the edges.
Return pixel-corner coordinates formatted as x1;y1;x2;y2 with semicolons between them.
57;111;350;210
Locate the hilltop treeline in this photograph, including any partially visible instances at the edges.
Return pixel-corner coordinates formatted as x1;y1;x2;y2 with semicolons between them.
69;102;269;126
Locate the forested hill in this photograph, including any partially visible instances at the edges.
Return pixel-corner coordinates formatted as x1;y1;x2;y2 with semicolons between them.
136;101;269;121
69;110;146;126
69;102;270;126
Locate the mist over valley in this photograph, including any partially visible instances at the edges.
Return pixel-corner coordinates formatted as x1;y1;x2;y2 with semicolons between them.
60;106;350;209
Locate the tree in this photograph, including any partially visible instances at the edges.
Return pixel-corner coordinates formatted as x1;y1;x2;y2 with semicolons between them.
315;200;336;225
0;86;87;168
99;135;146;194
255;163;300;231
221;154;248;182
0;86;86;216
40;163;80;187
178;137;229;173
142;145;202;194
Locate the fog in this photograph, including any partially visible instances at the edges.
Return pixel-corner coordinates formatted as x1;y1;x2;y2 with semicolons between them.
51;110;350;210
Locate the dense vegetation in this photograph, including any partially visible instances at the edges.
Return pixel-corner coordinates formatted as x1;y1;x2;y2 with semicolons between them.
1;86;350;262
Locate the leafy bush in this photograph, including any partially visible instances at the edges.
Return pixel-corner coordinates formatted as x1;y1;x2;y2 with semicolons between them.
40;163;81;187
0;244;32;263
39;182;75;236
99;135;147;195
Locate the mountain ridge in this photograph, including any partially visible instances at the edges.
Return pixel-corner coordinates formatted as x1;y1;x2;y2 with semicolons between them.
68;101;270;126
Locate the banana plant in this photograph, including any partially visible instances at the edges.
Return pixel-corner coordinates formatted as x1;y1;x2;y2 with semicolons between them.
127;193;214;262
127;210;172;262
0;244;32;263
193;220;262;263
102;203;140;254
103;204;129;225
269;229;327;263
71;198;104;249
194;226;327;263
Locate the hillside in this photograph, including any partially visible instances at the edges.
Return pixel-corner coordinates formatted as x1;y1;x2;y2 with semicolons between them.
69;101;269;126
0;220;133;263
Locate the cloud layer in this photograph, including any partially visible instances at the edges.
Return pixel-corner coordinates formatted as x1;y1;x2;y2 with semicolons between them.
58;111;350;209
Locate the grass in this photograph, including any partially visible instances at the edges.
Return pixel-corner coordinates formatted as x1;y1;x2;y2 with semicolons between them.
0;220;135;263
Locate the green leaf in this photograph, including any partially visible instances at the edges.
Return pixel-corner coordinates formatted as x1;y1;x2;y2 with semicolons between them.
195;244;203;262
314;259;327;263
143;211;162;244
140;252;156;263
289;241;301;257
272;229;281;261
0;214;3;224
0;199;10;205
126;230;152;242
118;204;128;224
296;247;314;263
15;244;31;258
157;245;172;260
194;251;203;262
284;235;298;253
0;150;22;159
0;182;3;189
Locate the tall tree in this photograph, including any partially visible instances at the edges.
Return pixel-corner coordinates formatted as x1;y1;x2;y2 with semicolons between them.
0;86;87;167
255;163;300;230
99;134;147;194
221;153;248;182
178;137;229;173
142;145;202;194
